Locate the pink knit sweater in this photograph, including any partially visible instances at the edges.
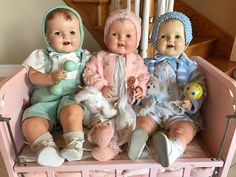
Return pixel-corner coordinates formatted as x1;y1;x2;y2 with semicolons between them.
83;50;150;97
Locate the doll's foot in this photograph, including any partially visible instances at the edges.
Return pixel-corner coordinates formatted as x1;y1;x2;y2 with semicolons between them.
128;129;148;160
152;132;184;167
92;143;121;161
36;140;65;167
87;123;114;148
61;137;84;161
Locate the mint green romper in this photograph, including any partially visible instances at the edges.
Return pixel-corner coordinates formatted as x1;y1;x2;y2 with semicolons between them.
22;49;91;129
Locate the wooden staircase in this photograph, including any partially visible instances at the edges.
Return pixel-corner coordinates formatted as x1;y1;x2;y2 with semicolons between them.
63;0;236;76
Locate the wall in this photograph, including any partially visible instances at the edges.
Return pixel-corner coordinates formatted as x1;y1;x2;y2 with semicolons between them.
183;0;236;37
0;0;101;64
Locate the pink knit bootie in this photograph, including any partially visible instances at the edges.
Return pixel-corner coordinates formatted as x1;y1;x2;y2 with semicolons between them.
87;123;114;148
92;143;121;161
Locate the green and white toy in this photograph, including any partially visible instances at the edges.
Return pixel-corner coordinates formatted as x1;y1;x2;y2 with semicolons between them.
50;60;79;95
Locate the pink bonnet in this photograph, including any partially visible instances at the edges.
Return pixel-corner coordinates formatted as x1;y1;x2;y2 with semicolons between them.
104;9;142;48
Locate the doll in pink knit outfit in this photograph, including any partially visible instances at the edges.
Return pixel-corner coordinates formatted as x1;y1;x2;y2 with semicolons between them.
82;9;150;161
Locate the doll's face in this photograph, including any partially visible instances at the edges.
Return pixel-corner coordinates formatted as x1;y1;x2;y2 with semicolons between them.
45;13;81;53
106;19;137;55
156;19;186;57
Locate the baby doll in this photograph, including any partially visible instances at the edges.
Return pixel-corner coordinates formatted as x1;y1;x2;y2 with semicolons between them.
21;6;91;167
82;9;150;161
128;11;207;167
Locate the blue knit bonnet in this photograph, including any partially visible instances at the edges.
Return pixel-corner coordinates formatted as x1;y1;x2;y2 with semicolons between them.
151;11;192;48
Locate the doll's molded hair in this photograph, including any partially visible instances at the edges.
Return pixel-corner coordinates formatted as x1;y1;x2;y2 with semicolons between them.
151;11;192;48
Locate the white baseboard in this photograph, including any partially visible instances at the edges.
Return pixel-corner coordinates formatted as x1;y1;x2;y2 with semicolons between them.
0;64;20;77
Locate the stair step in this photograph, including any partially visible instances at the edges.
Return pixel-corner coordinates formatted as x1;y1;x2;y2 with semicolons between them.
93;25;104;31
205;56;236;76
186;37;217;58
147;37;216;58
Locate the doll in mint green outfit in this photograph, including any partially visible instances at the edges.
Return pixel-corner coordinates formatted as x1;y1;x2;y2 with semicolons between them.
21;6;91;167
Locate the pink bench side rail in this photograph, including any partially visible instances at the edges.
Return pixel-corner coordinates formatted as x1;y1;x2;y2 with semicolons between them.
14;158;223;177
193;56;236;177
0;67;32;177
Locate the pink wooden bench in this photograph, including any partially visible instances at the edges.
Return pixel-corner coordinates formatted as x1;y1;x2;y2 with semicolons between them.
0;56;235;177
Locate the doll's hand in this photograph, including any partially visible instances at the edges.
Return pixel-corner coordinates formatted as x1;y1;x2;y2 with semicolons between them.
134;86;143;99
127;76;136;88
101;86;114;98
182;99;192;110
127;76;136;104
51;70;66;83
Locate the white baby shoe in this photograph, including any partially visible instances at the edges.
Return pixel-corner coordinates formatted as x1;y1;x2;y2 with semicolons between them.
36;140;65;167
31;133;65;167
61;137;84;161
152;132;184;167
128;129;148;160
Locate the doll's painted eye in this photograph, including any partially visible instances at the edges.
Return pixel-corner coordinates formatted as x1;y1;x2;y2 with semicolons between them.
54;32;61;36
112;33;117;37
160;35;166;39
126;34;131;38
70;31;76;35
175;35;182;39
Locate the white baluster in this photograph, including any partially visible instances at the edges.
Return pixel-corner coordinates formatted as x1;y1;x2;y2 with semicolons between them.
165;0;169;12
111;0;120;12
134;0;140;16
167;0;174;12
127;0;131;11
157;0;166;18
140;0;150;58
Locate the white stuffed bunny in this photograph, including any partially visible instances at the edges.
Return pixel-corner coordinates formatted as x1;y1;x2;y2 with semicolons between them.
75;86;117;119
